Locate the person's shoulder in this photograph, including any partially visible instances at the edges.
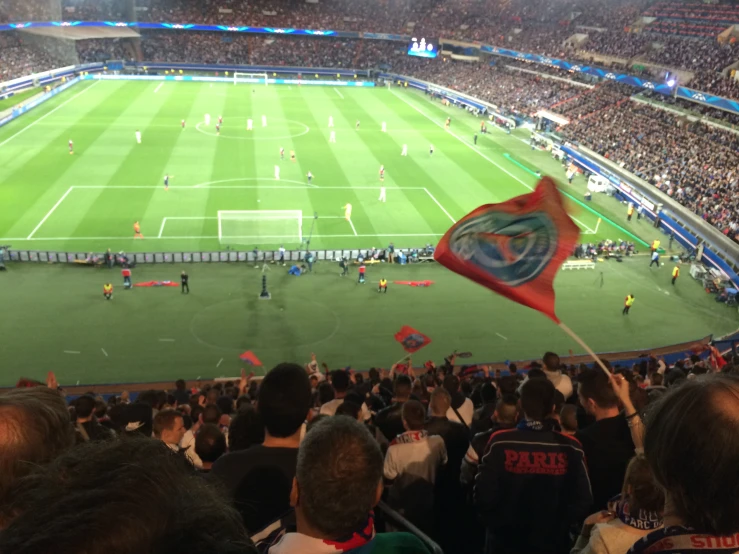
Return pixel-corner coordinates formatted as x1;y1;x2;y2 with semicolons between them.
369;532;432;553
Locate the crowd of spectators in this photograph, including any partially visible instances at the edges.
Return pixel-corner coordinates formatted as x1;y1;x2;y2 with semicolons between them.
555;82;634;120
76;38;130;63
2;348;739;554
0;33;64;83
560;101;739;242
140;31;250;66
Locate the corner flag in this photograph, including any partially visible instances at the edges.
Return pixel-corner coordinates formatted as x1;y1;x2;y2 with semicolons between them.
434;177;580;324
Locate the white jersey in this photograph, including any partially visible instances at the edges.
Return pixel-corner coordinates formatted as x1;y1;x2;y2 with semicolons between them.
204;114;211;126
329;130;336;143
401;144;407;156
135;131;141;144
328;116;334;128
274;165;280;180
262;115;267;127
379;186;386;202
247;119;253;130
381;121;387;132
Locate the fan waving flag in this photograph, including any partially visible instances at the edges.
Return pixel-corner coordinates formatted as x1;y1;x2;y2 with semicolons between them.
434;177;580;324
395;325;432;353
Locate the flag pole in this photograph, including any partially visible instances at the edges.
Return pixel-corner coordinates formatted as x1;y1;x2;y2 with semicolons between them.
557;321;611;377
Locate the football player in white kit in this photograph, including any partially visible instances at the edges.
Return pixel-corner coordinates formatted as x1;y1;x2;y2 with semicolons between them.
204;114;211;126
329;130;336;143
274;165;280;180
135;130;141;144
328;116;334;128
401;144;407;156
381;121;387;132
262;115;267;127
247;119;253;131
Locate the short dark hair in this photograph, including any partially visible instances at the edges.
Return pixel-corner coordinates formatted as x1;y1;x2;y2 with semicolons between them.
0;388;75;514
257;363;311;438
520;378;556;421
335;401;361;420
527;368;546;380
75;395;96;419
480;382;497;405
394;375;412;399
644;374;739;535
498;375;519;396
543;352;560;371
195;424;227;463
317;381;335;405
152;409;183;438
495;395;519;426
577;368;618;409
443;374;460;393
331;370;350;393
202;404;222;425
650;373;664;386
228;405;264;452
401;400;426;430
0;437;256;554
216;396;234;416
175;379;186;390
560;404;578;432
297;417;383;538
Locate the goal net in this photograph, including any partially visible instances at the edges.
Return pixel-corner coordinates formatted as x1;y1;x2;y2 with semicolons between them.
218;210;302;245
234;72;269;86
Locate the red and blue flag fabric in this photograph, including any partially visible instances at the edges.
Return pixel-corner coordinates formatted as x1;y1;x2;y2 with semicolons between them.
394;325;432;353
434;177;580;324
240;351;263;366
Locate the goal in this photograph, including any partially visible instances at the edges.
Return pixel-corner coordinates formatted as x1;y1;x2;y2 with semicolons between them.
218;210;302;245
233;72;269;86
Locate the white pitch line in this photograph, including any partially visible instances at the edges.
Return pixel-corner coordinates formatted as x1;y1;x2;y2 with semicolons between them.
347;218;358;236
333;87;344;99
165;215;347;220
2;232;445;241
64;350;81;354
101;348;108;357
0;81;99;150
159;338;175;342
216;358;224;368
495;332;508;341
423;188;456;223
396;91;598;233
75;185;426;190
154;83;163;93
26;186;74;239
157;217;167;239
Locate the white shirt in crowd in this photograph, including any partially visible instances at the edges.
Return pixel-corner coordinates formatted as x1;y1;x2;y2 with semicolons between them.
319;398;344;416
384;432;447;484
446;397;474;426
544;368;573;399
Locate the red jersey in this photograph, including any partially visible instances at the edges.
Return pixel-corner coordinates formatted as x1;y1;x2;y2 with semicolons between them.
218;117;223;124
68;141;73;149
359;265;366;274
181;120;185;128
121;268;131;278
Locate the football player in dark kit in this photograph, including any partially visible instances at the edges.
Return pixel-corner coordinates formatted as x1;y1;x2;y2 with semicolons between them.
181;271;189;294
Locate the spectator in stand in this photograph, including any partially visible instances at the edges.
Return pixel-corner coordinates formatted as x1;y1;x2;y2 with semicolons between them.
375;374;412;441
627;374;739;553
319;369;350;415
384;400;447;534
179;403;222;468
254;416;431;553
474;378;592;554
195;423;227;473
0;386;75;523
424;387;469;483
471;381;498;435
576;368;636;512
153;408;187;454
444;374;474;427
560;403;579;435
73;394;116;444
542;351;574;399
572;454;663;554
228;404;265;451
460;393;519;487
173;378;190;406
210;363;312;533
0;437;257;554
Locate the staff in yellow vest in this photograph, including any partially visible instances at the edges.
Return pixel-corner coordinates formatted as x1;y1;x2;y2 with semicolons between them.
627;204;634;221
623;294;635;315
672;265;680;286
378;278;388;294
651;239;660;253
103;283;113;300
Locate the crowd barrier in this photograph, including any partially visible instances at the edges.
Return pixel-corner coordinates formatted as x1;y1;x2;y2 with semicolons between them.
85;73;375;87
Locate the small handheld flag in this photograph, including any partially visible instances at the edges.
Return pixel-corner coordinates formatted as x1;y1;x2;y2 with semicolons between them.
434;177;579;324
394;325;432;353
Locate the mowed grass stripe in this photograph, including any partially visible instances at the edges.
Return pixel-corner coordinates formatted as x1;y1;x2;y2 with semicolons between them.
0;82;139;238
338;90;462;234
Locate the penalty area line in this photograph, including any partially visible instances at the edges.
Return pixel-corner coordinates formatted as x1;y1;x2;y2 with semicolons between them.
64;350;81;354
347;218;358;236
423;188;456;224
101;348;109;357
333;88;344;100
216;358;224;368
154;83;163;93
158;218;168;239
495;333;508;341
159;338;176;342
27;186;74;239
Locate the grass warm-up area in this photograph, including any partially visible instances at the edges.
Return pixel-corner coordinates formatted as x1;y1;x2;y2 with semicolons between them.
1;79;736;386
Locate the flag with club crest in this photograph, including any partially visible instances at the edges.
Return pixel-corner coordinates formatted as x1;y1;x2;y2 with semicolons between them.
434;177;580;324
394;325;432;353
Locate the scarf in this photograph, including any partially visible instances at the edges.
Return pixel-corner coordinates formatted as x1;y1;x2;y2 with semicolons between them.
390;430;428;446
265;513;376;554
516;418;561;432
628;526;739;553
612;494;663;531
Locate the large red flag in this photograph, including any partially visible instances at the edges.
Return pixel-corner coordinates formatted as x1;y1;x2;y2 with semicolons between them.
434;177;580;324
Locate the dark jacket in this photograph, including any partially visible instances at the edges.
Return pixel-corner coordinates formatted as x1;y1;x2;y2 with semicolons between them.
474;422;593;554
575;413;635;512
424;416;470;485
375;401;406;441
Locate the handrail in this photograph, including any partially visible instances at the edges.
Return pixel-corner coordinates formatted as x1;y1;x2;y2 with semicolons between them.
376;501;444;554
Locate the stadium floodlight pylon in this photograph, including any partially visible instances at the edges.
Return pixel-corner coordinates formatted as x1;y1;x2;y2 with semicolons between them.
233;72;269;86
217;210;302;244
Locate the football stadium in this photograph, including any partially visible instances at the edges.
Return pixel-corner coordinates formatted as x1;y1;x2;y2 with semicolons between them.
1;1;739;552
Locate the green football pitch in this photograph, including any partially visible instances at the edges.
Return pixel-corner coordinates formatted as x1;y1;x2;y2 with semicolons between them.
0;79;736;387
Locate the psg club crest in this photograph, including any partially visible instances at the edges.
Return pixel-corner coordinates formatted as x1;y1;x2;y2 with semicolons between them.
394;326;432;353
435;177;580;323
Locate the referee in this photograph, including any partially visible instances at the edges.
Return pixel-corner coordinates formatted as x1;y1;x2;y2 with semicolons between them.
181;271;189;294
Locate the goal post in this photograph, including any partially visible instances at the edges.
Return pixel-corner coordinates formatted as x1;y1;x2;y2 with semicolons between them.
234;72;269;86
218;210;302;245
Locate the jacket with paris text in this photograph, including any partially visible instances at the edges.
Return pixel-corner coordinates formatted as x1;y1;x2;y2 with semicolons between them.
474;421;593;553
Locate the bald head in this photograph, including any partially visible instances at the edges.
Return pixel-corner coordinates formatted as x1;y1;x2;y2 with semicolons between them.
429;387;451;417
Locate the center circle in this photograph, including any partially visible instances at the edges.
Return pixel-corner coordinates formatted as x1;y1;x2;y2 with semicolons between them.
195;118;310;141
190;297;340;351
